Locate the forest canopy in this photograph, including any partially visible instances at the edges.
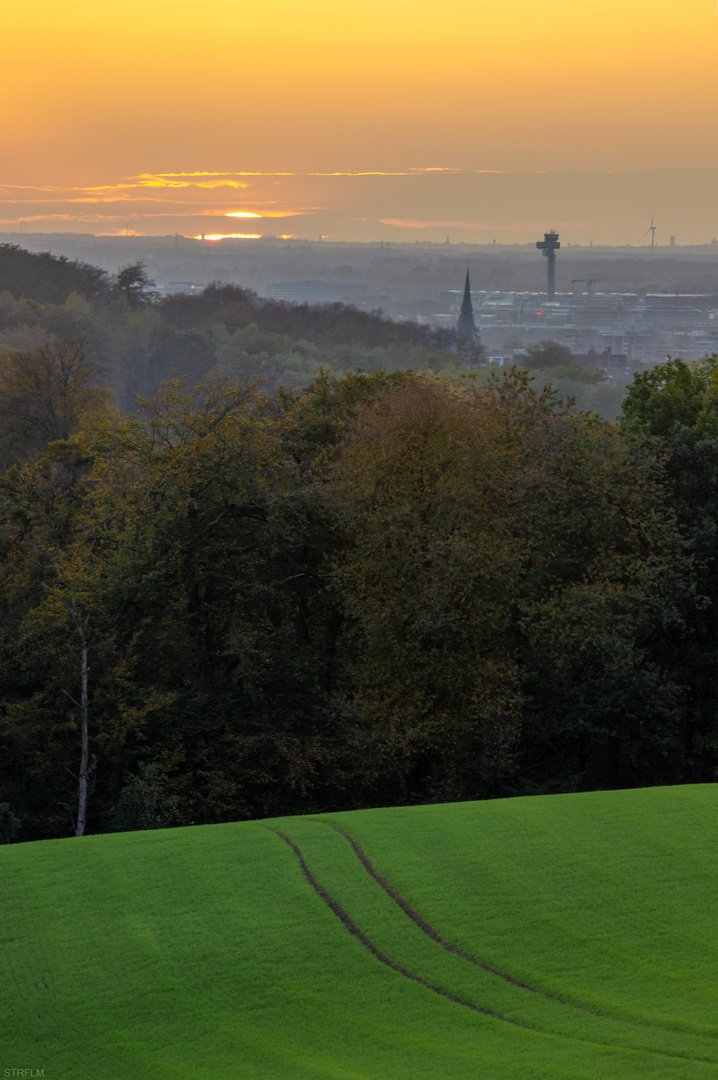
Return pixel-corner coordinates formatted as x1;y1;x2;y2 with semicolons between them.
0;361;716;840
0;244;620;416
0;245;716;840
0;245;460;409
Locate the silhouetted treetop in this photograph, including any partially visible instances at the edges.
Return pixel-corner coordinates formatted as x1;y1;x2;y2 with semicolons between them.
0;244;109;304
159;282;453;352
115;261;157;305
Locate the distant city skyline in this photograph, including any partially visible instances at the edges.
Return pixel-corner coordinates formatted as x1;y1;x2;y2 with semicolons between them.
3;169;718;246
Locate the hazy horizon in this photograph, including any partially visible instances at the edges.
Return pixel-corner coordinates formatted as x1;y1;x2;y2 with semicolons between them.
3;168;718;247
4;0;718;242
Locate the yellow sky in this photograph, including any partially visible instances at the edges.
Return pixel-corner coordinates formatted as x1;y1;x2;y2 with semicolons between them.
3;0;718;238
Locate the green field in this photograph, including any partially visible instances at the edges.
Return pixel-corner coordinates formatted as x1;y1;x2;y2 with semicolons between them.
1;785;717;1079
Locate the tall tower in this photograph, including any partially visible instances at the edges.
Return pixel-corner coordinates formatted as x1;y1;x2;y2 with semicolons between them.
536;230;560;299
456;269;478;346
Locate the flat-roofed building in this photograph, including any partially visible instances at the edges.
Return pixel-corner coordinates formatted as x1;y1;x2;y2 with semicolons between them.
266;281;369;303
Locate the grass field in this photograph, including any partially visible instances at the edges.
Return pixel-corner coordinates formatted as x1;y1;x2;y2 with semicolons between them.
1;784;716;1079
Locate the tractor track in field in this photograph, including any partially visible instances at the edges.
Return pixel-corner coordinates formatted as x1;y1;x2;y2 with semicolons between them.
270;829;528;1029
323;821;595;1012
320;820;718;1049
270;827;718;1067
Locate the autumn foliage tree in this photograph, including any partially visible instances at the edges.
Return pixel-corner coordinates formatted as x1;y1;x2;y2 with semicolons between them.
327;376;526;802
621;355;718;783
0;338;110;469
326;372;684;800
0;365;703;839
0;378;337;836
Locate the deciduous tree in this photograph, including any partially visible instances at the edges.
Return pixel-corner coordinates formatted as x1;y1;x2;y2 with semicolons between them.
0;338;110;469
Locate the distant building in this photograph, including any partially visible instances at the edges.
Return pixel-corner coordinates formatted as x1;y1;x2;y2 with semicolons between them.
266;281;369;303
583;346;629;379
486;350;526;367
163;281;205;295
456;270;478;346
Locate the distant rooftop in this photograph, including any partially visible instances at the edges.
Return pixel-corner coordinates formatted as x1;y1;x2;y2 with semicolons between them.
266;281;370;303
162;281;205;295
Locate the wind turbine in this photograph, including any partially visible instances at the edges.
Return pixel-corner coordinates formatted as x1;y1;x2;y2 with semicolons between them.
646;214;657;254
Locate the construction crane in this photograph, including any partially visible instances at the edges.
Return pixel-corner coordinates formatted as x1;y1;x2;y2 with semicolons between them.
571;277;602;298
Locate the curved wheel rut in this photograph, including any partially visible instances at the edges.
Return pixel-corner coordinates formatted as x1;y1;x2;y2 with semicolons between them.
324;822;588;1009
270;827;718;1068
270;829;527;1028
321;820;718;1047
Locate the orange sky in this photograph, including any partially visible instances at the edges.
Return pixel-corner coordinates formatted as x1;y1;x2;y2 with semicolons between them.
3;0;718;240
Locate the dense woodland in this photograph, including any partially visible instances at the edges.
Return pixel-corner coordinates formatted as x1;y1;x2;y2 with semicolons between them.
0;242;622;419
0;244;464;411
0;244;717;841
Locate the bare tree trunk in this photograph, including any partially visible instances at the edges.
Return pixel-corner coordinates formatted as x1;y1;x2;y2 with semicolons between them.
68;606;91;837
76;625;89;836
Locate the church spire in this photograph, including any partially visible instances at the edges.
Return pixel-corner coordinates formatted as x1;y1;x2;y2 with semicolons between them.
457;268;477;346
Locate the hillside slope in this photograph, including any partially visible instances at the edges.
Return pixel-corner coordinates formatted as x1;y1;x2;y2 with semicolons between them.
1;785;716;1079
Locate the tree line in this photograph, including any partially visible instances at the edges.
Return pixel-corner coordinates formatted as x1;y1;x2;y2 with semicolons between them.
0;246;463;412
1;244;621;420
0;344;716;841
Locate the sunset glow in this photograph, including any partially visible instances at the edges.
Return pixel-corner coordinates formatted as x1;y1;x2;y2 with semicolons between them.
195;234;262;241
2;0;717;241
